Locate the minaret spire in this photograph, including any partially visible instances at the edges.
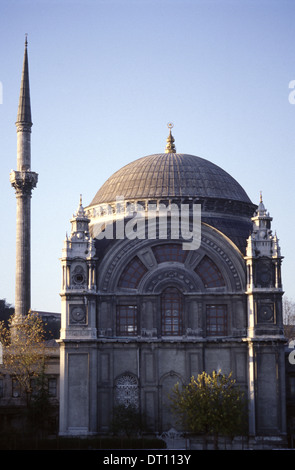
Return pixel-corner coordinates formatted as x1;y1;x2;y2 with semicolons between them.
10;38;38;319
16;34;32;127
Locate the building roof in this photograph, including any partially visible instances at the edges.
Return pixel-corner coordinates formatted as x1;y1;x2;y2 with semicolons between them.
89;152;252;206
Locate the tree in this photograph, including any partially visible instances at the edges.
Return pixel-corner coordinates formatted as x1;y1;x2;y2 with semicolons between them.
283;297;295;341
0;311;47;407
27;363;56;437
169;370;248;449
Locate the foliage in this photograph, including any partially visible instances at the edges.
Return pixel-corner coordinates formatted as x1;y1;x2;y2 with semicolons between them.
26;363;56;436
170;370;248;448
110;404;146;437
0;311;47;406
283;296;295;341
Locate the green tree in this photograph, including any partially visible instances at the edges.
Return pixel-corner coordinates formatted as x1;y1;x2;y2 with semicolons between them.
170;370;248;449
0;311;47;407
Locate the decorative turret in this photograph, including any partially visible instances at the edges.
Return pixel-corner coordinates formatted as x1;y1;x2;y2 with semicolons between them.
246;193;278;259
245;194;283;290
244;194;285;439
60;196;97;340
70;195;91;238
245;194;284;338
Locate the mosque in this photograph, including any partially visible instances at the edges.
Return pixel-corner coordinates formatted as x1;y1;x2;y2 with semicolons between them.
9;39;288;447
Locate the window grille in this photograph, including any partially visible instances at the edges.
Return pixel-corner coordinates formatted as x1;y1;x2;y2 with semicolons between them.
114;374;139;408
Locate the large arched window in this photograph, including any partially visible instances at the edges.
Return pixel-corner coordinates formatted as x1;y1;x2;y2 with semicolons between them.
195;255;225;288
161;287;183;336
153;243;187;264
118;256;148;289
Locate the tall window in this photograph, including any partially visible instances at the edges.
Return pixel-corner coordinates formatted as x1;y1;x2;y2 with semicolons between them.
161;287;183;336
116;305;138;336
206;305;227;336
12;379;20;398
48;378;57;397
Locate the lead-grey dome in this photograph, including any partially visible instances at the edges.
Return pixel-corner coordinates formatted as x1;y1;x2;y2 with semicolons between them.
89;153;252;206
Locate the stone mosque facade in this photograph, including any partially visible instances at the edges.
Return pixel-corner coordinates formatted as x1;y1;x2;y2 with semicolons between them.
10;40;287;445
59;127;286;443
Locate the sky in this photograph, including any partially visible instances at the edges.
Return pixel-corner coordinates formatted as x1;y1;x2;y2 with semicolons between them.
0;0;294;313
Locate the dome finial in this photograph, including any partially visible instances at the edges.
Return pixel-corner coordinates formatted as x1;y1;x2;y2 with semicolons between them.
165;122;176;153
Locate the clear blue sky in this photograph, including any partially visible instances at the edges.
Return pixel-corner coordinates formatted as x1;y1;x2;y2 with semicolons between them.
0;0;294;312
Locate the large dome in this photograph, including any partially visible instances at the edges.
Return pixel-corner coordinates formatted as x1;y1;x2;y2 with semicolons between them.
90;153;252;206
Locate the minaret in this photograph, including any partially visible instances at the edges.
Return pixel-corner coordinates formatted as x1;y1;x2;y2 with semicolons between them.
10;37;38;319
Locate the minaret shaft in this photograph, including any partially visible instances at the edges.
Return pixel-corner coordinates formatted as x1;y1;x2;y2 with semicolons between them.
17;129;31;171
15;193;31;317
10;38;38;318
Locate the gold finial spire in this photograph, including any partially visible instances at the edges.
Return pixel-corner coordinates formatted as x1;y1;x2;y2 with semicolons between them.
165;122;176;153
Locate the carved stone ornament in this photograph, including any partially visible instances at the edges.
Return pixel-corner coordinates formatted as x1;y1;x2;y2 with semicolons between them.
10;170;38;196
69;305;86;324
114;374;139;408
258;303;274;323
71;265;86;287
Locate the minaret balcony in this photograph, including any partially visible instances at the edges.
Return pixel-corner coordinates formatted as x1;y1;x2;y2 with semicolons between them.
10;170;38;195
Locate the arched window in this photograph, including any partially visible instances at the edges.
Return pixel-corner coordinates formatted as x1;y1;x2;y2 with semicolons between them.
161;287;183;336
153;243;187;264
114;374;139;408
195;255;225;288
118;256;148;289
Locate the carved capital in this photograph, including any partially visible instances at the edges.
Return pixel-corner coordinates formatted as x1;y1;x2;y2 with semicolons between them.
10;170;38;196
